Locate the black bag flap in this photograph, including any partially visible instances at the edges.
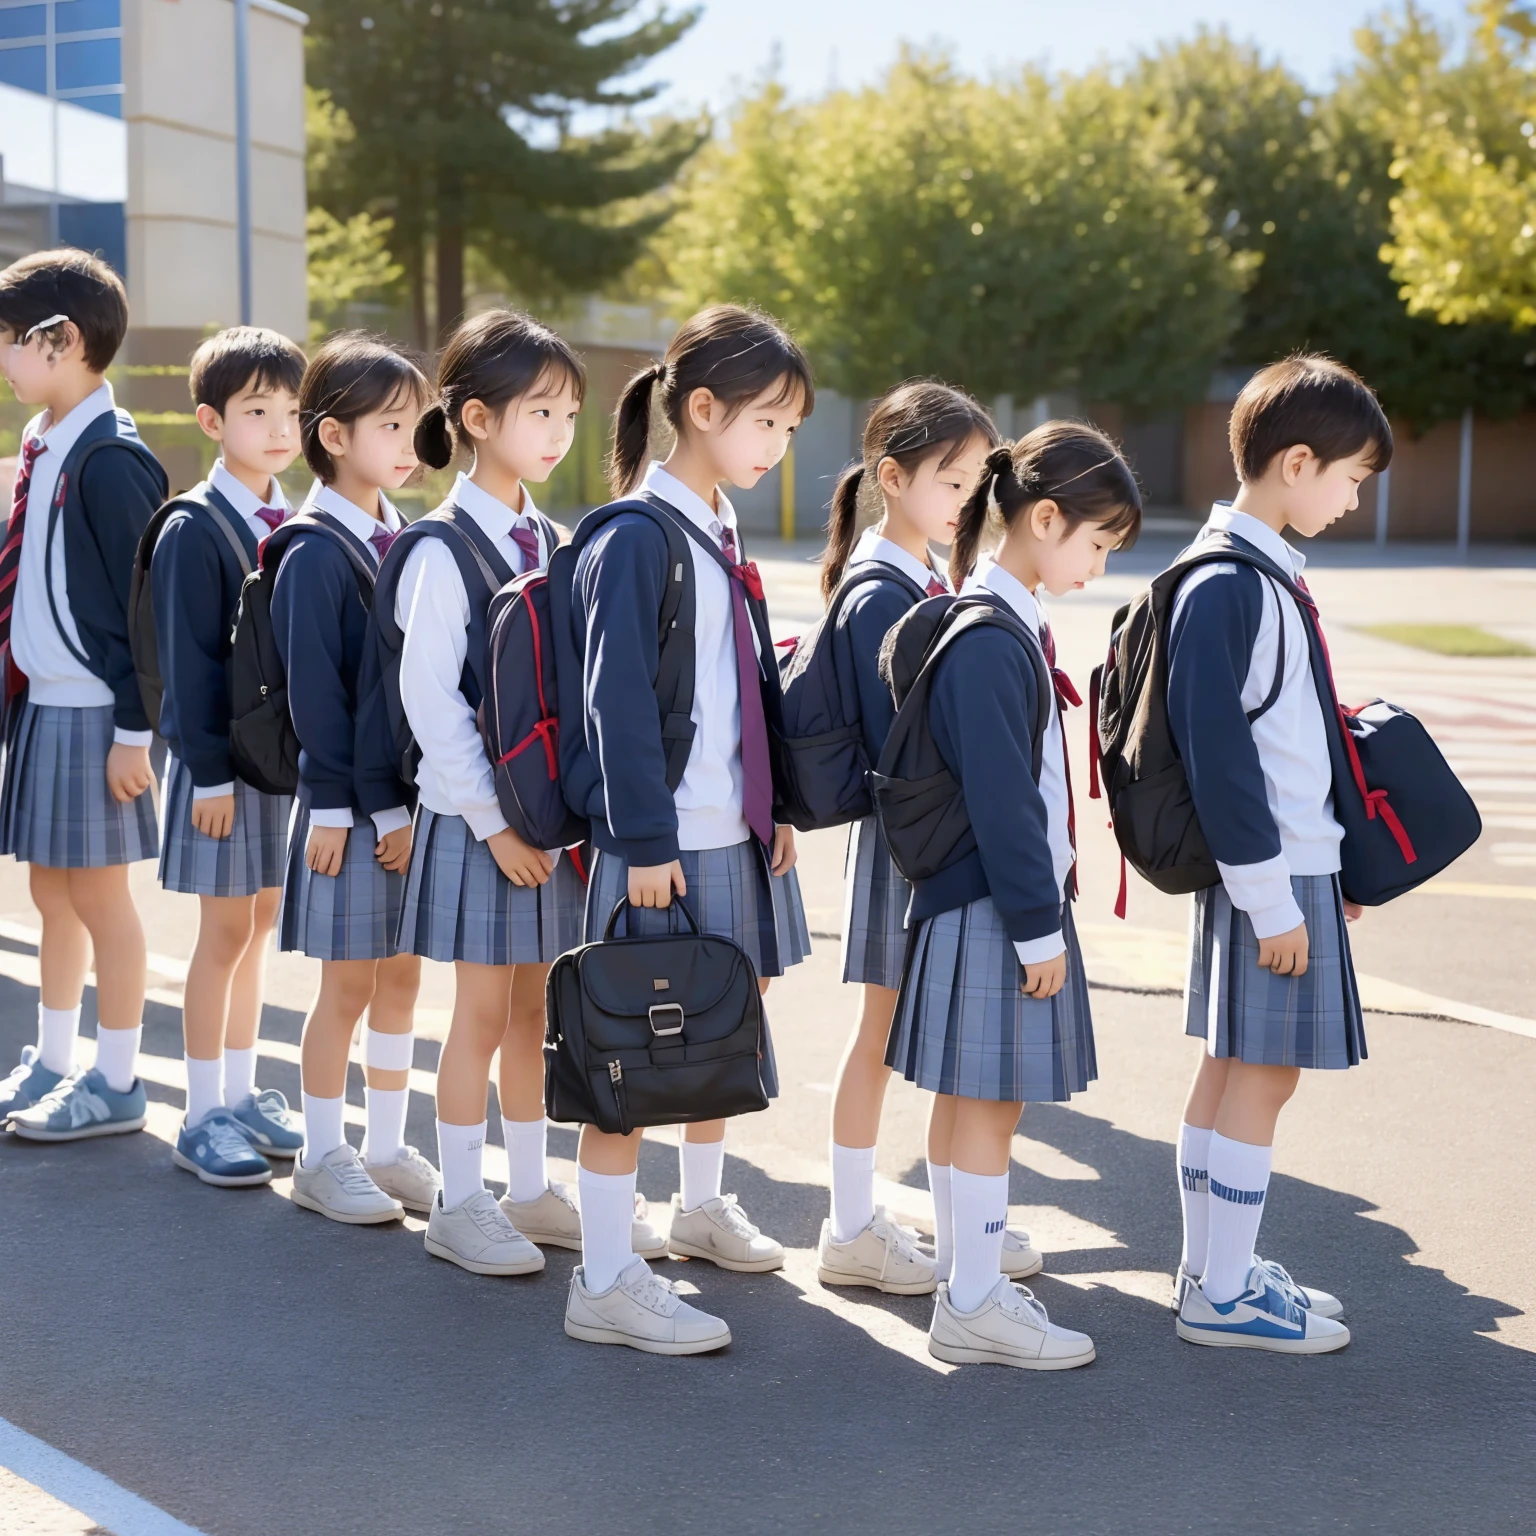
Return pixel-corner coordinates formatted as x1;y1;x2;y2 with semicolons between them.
576;934;747;1023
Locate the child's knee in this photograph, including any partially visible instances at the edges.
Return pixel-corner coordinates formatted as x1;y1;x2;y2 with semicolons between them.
64;867;138;931
198;897;257;960
323;965;378;1019
28;865;74;918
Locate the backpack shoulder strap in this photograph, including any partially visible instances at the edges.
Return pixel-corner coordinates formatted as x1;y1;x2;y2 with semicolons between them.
832;561;925;618
430;506;515;593
266;511;377;597
159;484;253;577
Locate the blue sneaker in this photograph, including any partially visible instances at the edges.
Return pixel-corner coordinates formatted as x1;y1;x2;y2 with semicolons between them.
173;1107;273;1187
0;1046;64;1124
229;1088;304;1158
7;1067;147;1142
1171;1256;1343;1319
1177;1264;1350;1354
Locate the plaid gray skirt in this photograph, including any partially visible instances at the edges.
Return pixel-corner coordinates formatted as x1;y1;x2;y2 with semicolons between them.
279;799;405;961
887;897;1095;1103
1185;872;1366;1070
158;756;291;897
841;815;909;989
0;702;160;868
398;807;587;965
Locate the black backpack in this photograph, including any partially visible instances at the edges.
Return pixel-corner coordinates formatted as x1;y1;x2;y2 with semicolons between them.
226;512;376;797
774;563;925;832
127;485;253;731
1088;535;1297;907
869;594;1052;883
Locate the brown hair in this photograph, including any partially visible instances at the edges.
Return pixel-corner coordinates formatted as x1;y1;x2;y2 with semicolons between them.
414;309;586;470
189;326;307;417
0;247;128;372
299;332;429;483
1229;354;1393;484
821;380;996;601
609;304;814;497
950;421;1143;588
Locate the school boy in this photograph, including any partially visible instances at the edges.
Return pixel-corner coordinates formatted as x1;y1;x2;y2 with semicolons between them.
0;249;167;1139
1168;355;1391;1353
155;327;309;1185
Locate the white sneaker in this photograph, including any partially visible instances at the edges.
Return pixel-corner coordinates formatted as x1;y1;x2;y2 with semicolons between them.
1001;1226;1044;1279
667;1193;784;1272
1177;1266;1350;1354
1170;1257;1343;1319
818;1208;938;1294
632;1193;669;1260
501;1181;583;1249
564;1259;731;1355
424;1189;545;1276
366;1146;441;1214
290;1145;404;1225
928;1278;1096;1370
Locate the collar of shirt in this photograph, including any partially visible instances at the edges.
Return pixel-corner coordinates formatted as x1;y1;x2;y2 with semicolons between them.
304;481;403;545
32;380;115;462
450;470;541;546
1205;502;1307;578
210;458;287;522
849;527;945;590
642;461;738;543
967;558;1044;637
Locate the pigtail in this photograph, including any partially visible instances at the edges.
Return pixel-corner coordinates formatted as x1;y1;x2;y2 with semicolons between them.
609;361;664;497
413;401;455;470
949;445;1014;589
820;463;865;603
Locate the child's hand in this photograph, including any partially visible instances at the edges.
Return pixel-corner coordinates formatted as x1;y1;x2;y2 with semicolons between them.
628;861;686;908
1344;901;1364;922
1021;952;1067;999
1257;921;1309;976
190;793;235;840
770;824;797;877
105;742;154;804
306;823;349;877
487;828;554;887
374;824;412;873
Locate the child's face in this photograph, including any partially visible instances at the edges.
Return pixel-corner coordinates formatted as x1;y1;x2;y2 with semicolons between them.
687;381;805;491
1274;446;1378;538
882;434;993;546
0;320;94;408
198;377;301;482
1030;502;1125;597
324;394;422;490
470;371;581;485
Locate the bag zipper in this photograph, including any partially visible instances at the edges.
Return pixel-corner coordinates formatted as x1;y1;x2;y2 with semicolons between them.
608;1059;630;1136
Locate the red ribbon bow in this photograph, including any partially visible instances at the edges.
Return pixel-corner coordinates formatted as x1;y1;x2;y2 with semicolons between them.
729;560;764;603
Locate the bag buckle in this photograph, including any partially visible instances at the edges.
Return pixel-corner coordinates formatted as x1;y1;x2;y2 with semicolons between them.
648;1003;685;1037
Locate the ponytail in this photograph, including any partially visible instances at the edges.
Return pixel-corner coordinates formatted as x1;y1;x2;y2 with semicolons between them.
949;446;1015;589
820;463;864;602
413;401;455;470
609;361;663;497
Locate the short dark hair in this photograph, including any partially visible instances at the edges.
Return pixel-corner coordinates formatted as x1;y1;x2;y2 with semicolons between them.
1230;355;1393;483
299;331;429;483
0;247;128;372
189;326;307;417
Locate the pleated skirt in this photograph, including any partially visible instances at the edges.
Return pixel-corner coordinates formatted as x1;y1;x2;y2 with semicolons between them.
279;799;405;962
158;756;290;897
840;815;909;990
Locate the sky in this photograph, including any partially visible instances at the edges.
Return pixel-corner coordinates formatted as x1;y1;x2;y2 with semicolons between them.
627;0;1471;115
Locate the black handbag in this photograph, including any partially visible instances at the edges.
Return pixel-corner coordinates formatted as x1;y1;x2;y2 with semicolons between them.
543;897;769;1134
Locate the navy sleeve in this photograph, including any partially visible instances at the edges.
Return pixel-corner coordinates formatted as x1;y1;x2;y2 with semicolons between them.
152;512;234;785
272;534;359;812
839;578;914;761
574;514;679;864
1166;565;1282;867
929;627;1061;943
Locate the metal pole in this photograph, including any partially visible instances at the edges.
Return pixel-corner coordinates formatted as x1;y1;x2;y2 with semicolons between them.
779;442;796;542
1374;464;1391;548
234;0;253;325
1456;405;1473;559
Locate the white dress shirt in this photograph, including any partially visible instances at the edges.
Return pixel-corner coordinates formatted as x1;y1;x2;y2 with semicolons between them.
964;558;1073;966
396;472;551;841
11;382;151;742
295;481;409;837
848;526;948;591
641;462;750;851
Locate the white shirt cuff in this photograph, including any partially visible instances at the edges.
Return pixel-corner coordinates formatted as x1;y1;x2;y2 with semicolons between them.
1247;896;1307;940
1014;932;1066;967
464;805;511;842
308;806;354;829
192;782;235;800
112;728;153;748
370;806;412;838
1216;854;1300;937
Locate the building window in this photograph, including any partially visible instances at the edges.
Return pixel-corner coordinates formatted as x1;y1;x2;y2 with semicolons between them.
0;0;122;113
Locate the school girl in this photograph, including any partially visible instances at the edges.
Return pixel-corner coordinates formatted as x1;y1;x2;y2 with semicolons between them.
274;333;433;1224
561;305;813;1353
812;380;1003;1294
887;424;1141;1370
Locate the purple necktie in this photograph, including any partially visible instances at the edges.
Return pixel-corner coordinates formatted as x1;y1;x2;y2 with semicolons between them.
925;574;946;597
511;523;541;572
254;506;284;533
369;525;396;562
718;525;774;849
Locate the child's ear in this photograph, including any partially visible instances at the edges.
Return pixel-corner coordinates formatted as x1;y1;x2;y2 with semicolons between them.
1280;444;1313;485
1030;498;1061;539
460;398;489;442
684;387;717;434
875;455;905;500
194;404;225;443
318;417;347;459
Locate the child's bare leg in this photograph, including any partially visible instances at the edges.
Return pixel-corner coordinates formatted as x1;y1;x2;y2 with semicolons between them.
183;893;256;1121
435;960;512;1206
28;865;88;1073
300;958;377;1163
225;887;282;1053
827;982;897;1241
497;962;551;1202
925;1091;960;1273
65;865;145;1090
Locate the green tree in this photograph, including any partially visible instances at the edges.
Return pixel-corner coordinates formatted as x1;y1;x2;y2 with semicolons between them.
305;0;704;344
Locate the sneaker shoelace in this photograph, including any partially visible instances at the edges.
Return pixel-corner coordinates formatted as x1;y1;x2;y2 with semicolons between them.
1253;1256;1307;1307
329;1152;385;1196
466;1195;519;1241
204;1116;257;1163
872;1213;924;1263
997;1284;1050;1328
251;1090;296;1128
713;1195;760;1240
625;1267;681;1312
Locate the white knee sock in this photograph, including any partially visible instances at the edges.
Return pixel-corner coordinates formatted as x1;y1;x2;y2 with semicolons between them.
579;1165;638;1293
928;1161;954;1281
1202;1132;1273;1304
1177;1122;1213;1279
222;1046;257;1107
503;1117;548;1204
363;1086;409;1166
948;1169;1008;1314
301;1092;346;1166
830;1142;877;1244
93;1024;140;1094
36;1004;79;1076
437;1119;486;1210
184;1054;223;1126
679;1135;725;1211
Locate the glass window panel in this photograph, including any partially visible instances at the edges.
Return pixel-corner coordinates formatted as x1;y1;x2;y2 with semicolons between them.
0;42;44;91
55;0;120;33
0;6;46;41
62;88;121;116
55;36;119;89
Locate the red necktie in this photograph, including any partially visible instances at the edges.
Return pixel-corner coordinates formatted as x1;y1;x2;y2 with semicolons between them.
511;523;541;572
1040;621;1081;893
718;524;774;849
369;525;397;562
925;575;946;598
254;505;284;534
0;434;45;694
